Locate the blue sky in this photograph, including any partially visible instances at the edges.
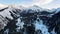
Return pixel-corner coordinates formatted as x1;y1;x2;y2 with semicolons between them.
0;0;60;9
0;0;33;4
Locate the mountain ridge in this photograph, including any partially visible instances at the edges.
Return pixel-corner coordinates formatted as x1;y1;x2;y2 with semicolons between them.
0;5;60;34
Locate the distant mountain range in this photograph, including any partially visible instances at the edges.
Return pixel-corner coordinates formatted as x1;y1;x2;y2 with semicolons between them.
0;5;60;34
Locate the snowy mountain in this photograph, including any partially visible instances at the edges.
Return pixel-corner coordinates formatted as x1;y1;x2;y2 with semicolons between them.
0;5;60;34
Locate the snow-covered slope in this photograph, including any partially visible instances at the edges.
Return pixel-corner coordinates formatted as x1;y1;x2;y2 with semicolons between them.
0;6;20;31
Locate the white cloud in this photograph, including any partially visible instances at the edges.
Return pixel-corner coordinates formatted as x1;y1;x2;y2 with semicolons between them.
40;4;60;9
0;3;8;8
32;0;53;6
19;0;53;8
0;0;53;8
1;0;60;9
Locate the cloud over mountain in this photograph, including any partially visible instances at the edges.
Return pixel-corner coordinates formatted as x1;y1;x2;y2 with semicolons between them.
0;3;8;9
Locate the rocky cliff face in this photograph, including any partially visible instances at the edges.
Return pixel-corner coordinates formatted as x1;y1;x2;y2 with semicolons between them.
0;6;60;34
